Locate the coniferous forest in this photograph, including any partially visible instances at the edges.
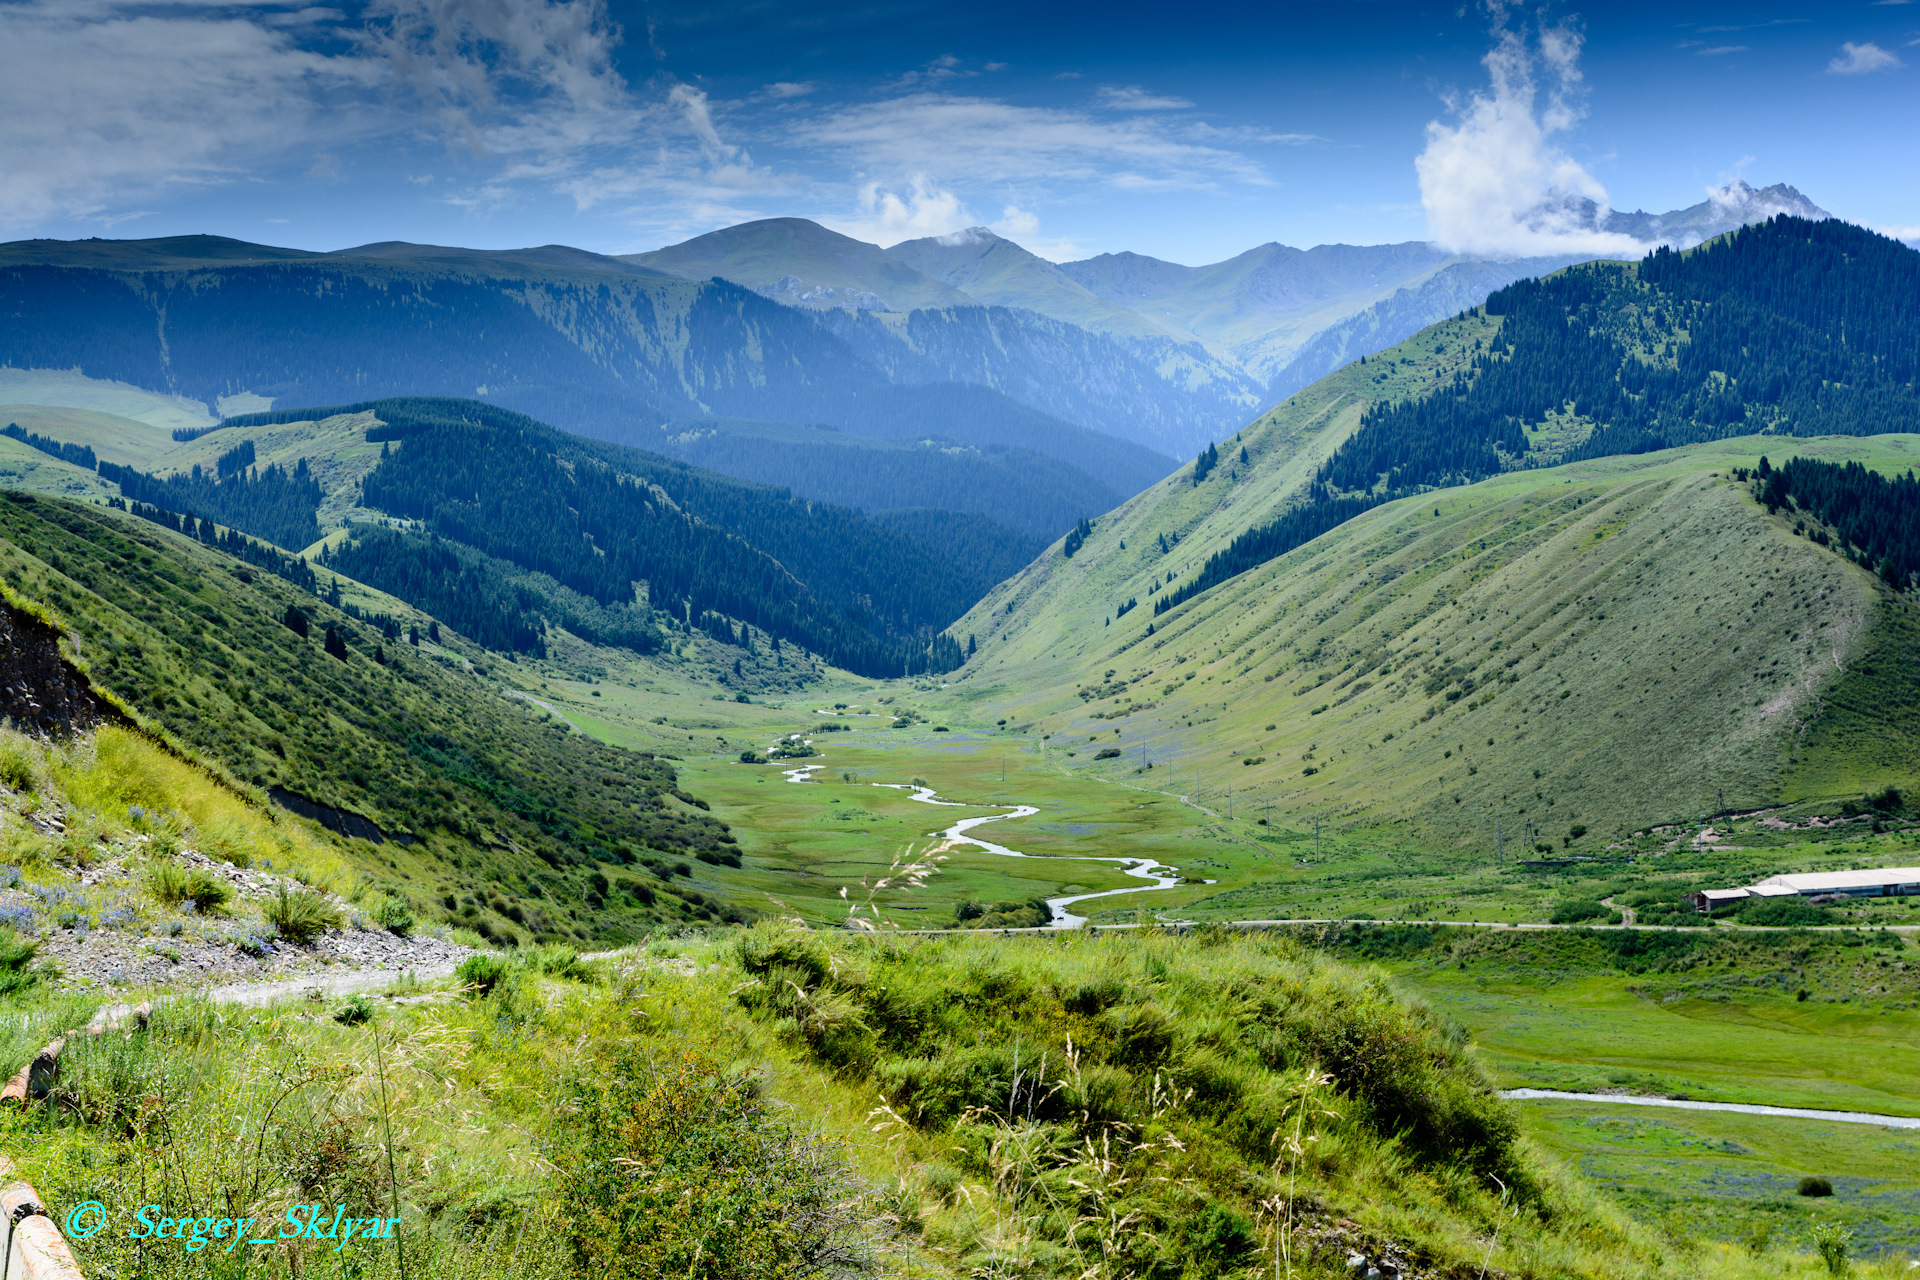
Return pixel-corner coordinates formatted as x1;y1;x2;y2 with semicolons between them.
97;456;323;551
208;398;977;675
1749;454;1920;589
1160;217;1919;613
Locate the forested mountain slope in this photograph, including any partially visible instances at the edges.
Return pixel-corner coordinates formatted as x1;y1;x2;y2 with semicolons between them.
0;493;741;942
219;397;989;676
5;395;1033;677
1146;218;1916;623
642;417;1102;541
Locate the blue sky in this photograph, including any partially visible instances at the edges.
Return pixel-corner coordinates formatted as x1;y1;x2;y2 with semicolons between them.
1;0;1914;263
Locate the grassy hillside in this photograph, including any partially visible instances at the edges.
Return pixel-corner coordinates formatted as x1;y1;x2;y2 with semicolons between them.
0;493;743;941
944;435;1920;844
7;922;1899;1278
0;404;172;467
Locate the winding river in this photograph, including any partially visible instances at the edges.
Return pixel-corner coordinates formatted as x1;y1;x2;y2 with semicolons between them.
873;783;1181;928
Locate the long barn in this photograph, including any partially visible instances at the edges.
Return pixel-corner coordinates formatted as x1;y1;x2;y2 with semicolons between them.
1690;867;1920;914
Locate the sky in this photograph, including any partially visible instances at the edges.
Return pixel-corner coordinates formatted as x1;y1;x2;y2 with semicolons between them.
0;0;1914;265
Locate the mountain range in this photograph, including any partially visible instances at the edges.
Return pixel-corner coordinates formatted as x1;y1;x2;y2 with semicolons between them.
0;183;1826;536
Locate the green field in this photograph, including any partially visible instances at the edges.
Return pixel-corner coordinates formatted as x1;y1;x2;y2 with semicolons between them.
1350;929;1920;1256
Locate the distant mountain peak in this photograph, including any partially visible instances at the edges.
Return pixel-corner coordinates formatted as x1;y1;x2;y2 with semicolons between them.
1706;179;1827;221
930;226;998;247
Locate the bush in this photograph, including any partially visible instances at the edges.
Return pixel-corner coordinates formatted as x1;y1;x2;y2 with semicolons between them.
144;862;232;914
0;731;40;793
554;1047;875;1279
265;883;342;943
1798;1175;1834;1197
1811;1220;1851;1276
1093;747;1122;760
456;953;510;996
371;894;414;935
0;929;43;997
1548;898;1617;924
522;945;596;984
1738;897;1832;927
333;993;374;1025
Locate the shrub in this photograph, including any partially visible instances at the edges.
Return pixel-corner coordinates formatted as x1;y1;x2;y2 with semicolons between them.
1811;1220;1851;1276
1798;1175;1834;1197
265;883;342;943
456;953;510;996
0;929;43;997
1093;747;1122;760
554;1047;874;1279
522;945;596;984
144;862;233;914
333;993;374;1025
1738;898;1832;927
371;894;414;936
0;731;40;793
1548;898;1617;924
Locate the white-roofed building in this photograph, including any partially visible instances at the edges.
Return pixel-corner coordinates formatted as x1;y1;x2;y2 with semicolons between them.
1689;867;1920;913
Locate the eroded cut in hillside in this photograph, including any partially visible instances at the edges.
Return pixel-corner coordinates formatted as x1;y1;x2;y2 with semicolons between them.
0;594;121;734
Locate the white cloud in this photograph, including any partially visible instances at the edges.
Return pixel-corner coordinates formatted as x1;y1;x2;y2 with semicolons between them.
993;204;1040;237
761;82;815;99
825;177;974;244
0;0;674;232
1698;46;1749;56
1881;223;1920;246
0;1;380;229
793;93;1266;193
1415;7;1643;258
1827;41;1903;74
1095;85;1195;111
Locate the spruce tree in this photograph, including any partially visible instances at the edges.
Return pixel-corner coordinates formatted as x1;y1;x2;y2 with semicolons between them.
324;624;349;661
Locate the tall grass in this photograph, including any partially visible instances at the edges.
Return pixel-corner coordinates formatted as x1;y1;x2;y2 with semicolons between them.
0;927;1910;1279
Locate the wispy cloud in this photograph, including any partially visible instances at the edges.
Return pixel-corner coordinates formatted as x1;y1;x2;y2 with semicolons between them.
1416;6;1641;258
0;0;379;229
1827;41;1903;73
0;0;674;231
793;93;1267;193
1096;85;1195;111
1697;45;1749;57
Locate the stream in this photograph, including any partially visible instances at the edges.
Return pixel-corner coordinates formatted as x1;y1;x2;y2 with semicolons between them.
1501;1089;1920;1129
874;783;1181;928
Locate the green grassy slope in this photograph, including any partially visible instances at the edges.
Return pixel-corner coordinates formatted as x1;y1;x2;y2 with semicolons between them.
0;493;744;941
951;307;1500;669
19;926;1886;1280
0;404;172;466
944;435;1920;845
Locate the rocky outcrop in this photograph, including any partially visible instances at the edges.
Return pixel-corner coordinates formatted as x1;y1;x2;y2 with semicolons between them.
0;598;118;734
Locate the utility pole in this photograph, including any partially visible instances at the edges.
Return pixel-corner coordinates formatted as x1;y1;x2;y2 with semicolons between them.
1497;820;1503;867
1227;783;1233;821
1314;815;1321;862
